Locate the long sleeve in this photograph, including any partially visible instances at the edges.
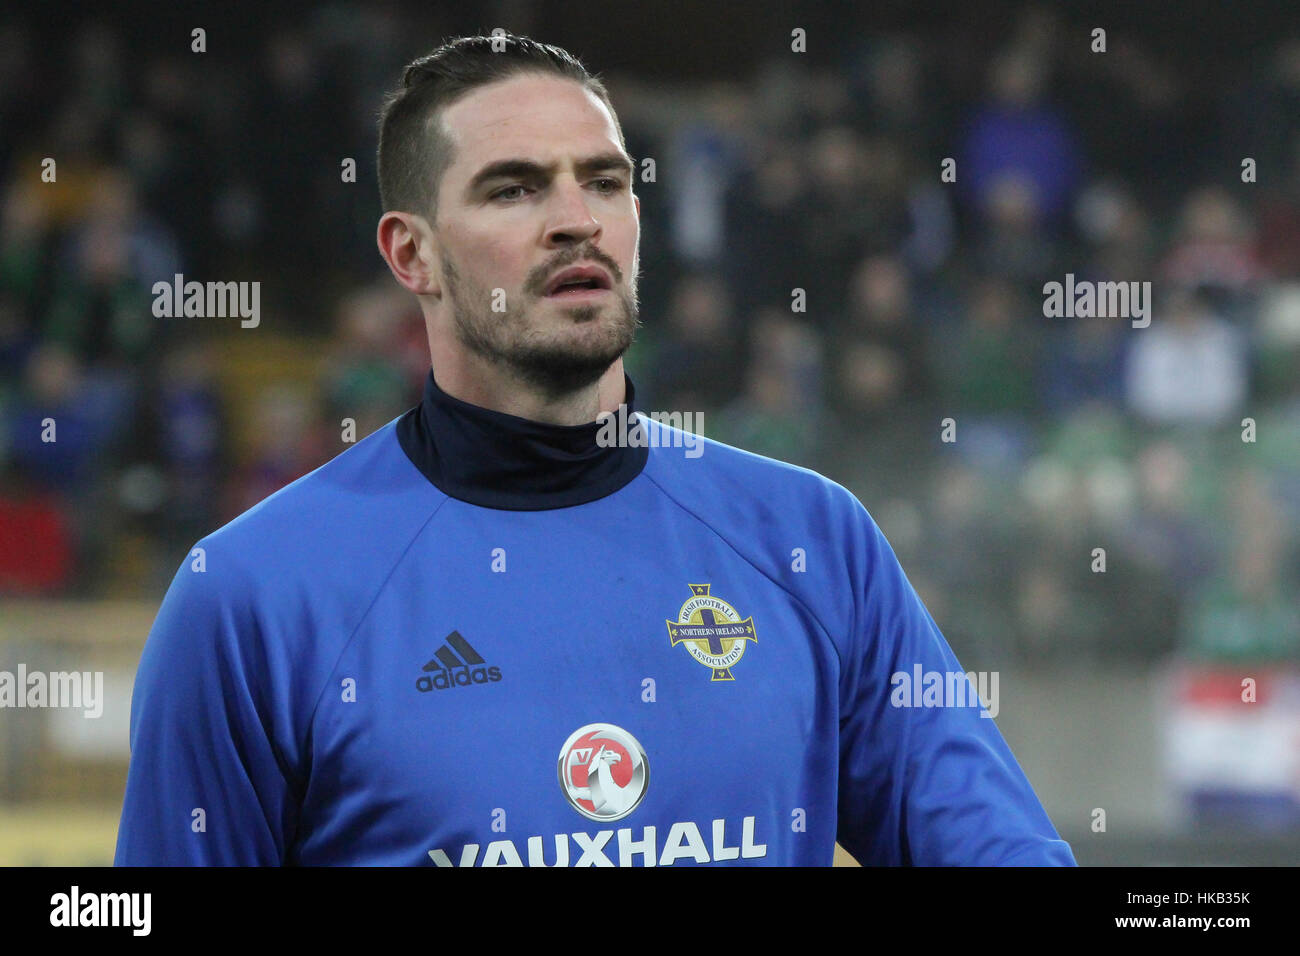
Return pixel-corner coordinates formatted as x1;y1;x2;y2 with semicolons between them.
115;547;299;865
835;505;1076;866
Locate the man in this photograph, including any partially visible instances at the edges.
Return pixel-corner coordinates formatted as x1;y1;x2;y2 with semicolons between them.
115;34;1075;866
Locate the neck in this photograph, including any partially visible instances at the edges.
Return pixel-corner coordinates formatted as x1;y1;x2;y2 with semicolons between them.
395;363;649;511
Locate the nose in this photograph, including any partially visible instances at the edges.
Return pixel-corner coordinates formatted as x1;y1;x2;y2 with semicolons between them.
544;176;601;247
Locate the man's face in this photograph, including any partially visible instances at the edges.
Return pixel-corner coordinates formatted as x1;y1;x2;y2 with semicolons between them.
432;72;641;394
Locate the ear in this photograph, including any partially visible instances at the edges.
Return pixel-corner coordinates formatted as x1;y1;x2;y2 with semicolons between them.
634;193;641;218
377;211;439;296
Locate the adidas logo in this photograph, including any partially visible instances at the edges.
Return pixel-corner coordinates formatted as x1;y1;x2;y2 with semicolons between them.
416;631;502;692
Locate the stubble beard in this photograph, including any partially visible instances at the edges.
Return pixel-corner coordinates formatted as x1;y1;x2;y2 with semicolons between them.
443;248;641;397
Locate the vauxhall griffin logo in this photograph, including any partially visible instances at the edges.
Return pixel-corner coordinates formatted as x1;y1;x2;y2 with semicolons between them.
416;631;502;692
558;723;649;822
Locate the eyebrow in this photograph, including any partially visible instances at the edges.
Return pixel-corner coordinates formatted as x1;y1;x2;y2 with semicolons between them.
465;152;636;197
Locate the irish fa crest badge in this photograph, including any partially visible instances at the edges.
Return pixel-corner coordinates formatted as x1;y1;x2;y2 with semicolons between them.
666;584;757;681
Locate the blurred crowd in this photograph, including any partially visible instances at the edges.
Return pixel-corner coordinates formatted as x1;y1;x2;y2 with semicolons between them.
1;6;1298;667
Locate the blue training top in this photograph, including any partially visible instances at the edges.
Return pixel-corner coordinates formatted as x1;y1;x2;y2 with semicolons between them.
114;370;1076;866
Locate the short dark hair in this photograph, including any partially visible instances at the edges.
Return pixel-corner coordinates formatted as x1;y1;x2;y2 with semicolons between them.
376;34;625;223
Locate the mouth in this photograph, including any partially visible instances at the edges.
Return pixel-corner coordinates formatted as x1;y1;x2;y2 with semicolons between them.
543;264;614;299
544;286;611;304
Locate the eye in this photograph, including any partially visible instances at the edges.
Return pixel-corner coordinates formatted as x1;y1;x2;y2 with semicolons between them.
491;184;530;201
592;177;624;194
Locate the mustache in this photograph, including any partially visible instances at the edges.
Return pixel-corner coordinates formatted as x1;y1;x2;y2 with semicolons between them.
532;249;622;294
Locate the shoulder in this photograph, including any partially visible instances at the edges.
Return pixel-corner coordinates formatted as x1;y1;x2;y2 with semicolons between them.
181;414;442;610
638;415;868;533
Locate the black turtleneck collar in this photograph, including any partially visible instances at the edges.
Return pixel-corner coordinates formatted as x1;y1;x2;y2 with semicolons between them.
395;368;649;511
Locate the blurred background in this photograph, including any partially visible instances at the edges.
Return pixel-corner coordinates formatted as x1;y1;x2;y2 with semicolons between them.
1;0;1299;865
